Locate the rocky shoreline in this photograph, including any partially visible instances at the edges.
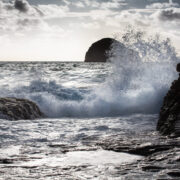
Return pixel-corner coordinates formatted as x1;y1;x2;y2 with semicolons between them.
1;130;178;179
95;131;180;179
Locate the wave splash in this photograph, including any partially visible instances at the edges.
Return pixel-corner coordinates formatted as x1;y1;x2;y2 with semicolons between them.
34;29;178;117
4;29;179;118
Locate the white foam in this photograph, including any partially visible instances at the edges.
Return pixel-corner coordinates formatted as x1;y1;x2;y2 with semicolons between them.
33;30;178;117
0;146;21;157
21;150;142;167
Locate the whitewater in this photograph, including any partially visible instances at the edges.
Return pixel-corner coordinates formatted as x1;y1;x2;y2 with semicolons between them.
0;31;179;179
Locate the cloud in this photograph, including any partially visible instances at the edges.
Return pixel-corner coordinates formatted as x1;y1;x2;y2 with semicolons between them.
0;1;42;34
101;1;122;9
0;0;70;35
37;4;69;18
146;2;179;9
81;21;100;29
14;0;29;13
0;0;180;60
73;1;85;8
159;8;180;21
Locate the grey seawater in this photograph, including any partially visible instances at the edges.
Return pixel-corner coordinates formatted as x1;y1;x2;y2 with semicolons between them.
0;115;156;180
0;62;167;179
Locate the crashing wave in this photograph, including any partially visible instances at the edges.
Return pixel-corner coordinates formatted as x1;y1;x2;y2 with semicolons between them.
1;28;179;118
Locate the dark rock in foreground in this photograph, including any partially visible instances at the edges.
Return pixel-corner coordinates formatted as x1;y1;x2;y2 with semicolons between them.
157;63;180;136
96;132;180;156
0;97;44;120
84;38;119;62
95;132;180;179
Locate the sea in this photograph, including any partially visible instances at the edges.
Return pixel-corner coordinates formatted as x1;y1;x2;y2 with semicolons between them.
0;32;179;179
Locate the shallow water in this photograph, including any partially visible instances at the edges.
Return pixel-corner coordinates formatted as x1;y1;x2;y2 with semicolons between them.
0;115;156;179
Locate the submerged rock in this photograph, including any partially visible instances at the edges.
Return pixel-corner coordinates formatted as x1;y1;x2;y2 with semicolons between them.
84;38;119;62
0;97;44;120
157;63;180;136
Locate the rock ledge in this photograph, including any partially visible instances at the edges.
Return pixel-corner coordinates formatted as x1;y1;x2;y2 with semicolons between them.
0;97;44;120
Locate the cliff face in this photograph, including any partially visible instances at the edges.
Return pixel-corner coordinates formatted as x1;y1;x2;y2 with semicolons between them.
0;97;44;120
84;38;120;62
157;63;180;136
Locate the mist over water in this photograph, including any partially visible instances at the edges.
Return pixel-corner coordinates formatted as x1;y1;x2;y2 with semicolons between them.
39;30;179;117
0;30;179;118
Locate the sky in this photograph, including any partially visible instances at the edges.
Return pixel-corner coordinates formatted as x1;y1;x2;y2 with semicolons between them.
0;0;180;61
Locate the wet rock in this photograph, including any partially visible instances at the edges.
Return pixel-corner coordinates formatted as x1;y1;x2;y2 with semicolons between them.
167;171;180;177
157;63;180;136
141;165;164;172
95;132;180;179
0;159;13;164
96;132;180;156
0;97;44;120
176;63;180;72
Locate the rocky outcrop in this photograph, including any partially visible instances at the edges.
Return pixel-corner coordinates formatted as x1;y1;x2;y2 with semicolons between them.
0;97;44;120
95;132;180;179
85;37;140;62
85;38;119;62
157;63;180;136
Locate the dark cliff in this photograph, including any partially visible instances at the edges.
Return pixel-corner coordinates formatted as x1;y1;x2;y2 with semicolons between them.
157;63;180;136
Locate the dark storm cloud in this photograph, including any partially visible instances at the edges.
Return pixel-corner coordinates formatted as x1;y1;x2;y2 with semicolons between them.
14;0;29;12
159;9;180;21
0;0;44;33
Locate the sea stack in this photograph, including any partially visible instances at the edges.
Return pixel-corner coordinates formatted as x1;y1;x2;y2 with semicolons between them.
85;38;140;63
85;38;118;62
157;63;180;136
0;97;44;120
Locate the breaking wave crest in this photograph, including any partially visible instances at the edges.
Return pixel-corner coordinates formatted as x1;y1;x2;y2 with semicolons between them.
2;29;179;118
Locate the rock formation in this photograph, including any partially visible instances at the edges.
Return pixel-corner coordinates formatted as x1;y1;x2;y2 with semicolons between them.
85;37;140;62
96;132;180;179
84;38;119;62
157;63;180;136
0;97;44;120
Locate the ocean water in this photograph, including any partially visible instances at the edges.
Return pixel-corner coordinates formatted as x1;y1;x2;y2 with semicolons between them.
0;31;179;179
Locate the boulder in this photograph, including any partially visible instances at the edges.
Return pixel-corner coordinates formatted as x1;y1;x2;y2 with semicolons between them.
157;63;180;136
0;97;44;120
84;38;119;62
84;37;140;62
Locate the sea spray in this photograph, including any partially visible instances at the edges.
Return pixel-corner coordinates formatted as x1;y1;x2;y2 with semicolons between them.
28;29;178;117
0;29;179;117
